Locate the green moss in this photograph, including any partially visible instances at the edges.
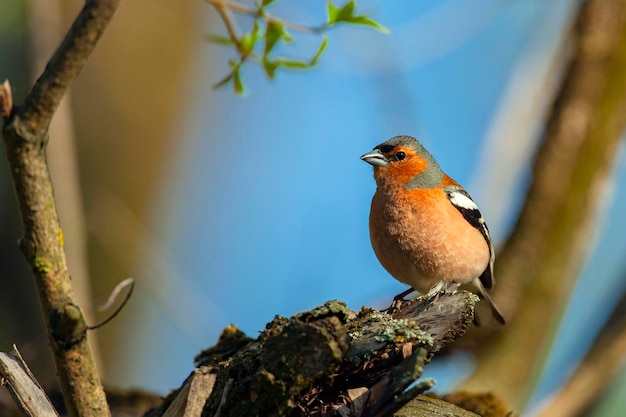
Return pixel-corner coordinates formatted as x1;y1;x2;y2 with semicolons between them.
295;299;349;323
195;324;252;366
381;318;434;345
33;256;52;273
201;304;351;417
220;369;289;416
260;315;289;340
262;315;348;385
345;310;433;365
197;298;459;416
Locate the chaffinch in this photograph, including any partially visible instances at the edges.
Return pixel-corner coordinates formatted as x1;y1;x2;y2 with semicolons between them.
361;135;505;326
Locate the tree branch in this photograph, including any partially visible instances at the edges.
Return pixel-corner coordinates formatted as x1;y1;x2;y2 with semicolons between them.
19;0;120;137
0;346;58;417
145;293;493;417
462;0;626;405
1;1;121;416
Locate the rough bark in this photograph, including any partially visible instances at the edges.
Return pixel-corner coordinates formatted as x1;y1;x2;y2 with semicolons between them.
144;293;496;417
26;0;101;373
0;386;163;417
0;1;121;416
394;396;480;417
0;347;58;417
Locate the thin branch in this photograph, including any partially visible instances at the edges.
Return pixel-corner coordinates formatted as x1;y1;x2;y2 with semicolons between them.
205;0;384;92
462;0;626;405
0;346;59;417
210;1;242;47
20;0;120;137
26;0;103;372
206;0;323;34
1;1;121;416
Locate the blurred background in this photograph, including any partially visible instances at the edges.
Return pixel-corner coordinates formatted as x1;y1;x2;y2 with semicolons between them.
1;0;625;416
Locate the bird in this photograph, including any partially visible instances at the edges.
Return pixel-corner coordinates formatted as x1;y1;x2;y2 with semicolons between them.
360;135;505;326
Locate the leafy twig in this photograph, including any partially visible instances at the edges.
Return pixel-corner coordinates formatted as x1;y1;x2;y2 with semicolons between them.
206;0;388;93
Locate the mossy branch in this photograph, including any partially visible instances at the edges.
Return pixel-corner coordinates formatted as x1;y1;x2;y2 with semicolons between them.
0;1;121;416
144;293;507;417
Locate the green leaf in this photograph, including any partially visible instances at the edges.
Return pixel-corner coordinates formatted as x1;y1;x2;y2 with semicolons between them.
265;36;328;76
214;59;244;90
326;0;387;33
239;21;260;55
233;67;245;95
251;20;260;38
338;0;355;20
280;26;293;43
204;34;236;46
274;59;311;69
327;1;340;24
262;58;279;79
310;36;328;65
210;0;386;94
264;21;285;56
239;34;255;55
345;15;389;34
328;0;356;25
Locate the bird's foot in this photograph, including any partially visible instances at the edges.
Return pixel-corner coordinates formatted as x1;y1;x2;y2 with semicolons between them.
381;287;416;314
424;281;446;303
446;282;460;295
425;281;458;305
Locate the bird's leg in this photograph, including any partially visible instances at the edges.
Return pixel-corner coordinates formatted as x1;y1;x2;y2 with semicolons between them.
382;287;416;313
394;287;416;301
425;281;456;304
446;282;460;294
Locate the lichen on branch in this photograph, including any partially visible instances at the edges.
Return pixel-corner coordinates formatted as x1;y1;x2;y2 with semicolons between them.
148;292;481;417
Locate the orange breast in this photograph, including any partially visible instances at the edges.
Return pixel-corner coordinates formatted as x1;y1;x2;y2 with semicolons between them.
369;183;489;293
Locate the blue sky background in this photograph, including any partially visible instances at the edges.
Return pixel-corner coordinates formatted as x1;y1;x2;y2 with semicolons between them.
106;0;626;413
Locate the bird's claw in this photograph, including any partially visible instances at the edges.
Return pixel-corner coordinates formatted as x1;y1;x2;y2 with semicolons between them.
381;287;416;314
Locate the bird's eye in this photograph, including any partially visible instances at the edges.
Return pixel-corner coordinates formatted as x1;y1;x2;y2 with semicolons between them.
394;151;406;161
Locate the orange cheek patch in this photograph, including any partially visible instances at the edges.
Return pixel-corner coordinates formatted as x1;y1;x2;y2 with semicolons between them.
372;147;429;186
386;153;428;184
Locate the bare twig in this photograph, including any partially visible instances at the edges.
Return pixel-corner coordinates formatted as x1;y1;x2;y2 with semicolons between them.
206;0;322;34
210;1;242;47
1;1;121;416
0;346;59;417
19;1;119;137
26;0;102;372
161;368;217;417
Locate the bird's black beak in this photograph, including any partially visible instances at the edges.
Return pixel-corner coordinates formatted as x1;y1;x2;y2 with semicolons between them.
360;148;388;167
